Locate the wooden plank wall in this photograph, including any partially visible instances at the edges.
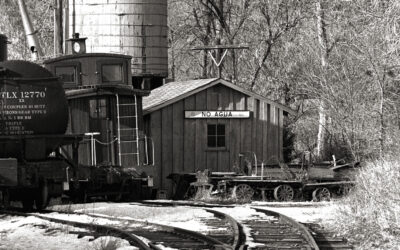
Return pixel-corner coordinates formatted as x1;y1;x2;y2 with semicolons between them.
149;110;162;188
279;109;284;160
195;90;207;172
183;96;196;173
218;86;231;172
206;88;217;172
172;100;184;191
161;106;173;191
146;84;286;194
68;98;90;166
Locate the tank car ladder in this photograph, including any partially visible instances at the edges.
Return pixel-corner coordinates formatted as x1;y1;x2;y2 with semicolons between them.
115;94;140;166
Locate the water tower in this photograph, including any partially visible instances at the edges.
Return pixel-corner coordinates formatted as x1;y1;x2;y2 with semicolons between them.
69;0;168;89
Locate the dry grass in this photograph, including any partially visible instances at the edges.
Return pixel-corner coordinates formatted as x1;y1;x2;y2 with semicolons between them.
329;158;400;249
191;186;251;204
90;236;123;250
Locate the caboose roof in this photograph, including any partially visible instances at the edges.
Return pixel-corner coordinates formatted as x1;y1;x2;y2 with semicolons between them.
43;53;131;64
65;85;150;99
143;78;296;115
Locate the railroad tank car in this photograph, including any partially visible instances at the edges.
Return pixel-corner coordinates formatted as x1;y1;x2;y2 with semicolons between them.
0;60;69;158
0;36;82;210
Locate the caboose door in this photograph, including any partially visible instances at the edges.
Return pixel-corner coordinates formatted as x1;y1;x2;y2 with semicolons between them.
89;98;114;165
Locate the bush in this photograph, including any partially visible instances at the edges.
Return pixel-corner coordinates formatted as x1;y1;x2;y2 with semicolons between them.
330;159;400;249
91;236;123;250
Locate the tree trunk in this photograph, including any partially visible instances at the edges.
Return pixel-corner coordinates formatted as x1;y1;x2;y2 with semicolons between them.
169;29;176;81
378;86;385;158
315;0;329;161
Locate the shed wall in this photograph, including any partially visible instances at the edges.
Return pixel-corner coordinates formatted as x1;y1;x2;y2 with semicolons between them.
144;84;284;194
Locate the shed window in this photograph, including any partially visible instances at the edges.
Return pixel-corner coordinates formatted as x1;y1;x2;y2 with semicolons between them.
55;66;77;85
207;124;226;148
89;99;107;118
101;64;123;83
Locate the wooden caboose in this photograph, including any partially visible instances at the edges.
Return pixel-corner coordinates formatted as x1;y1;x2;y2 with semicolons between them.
44;53;153;172
143;78;295;196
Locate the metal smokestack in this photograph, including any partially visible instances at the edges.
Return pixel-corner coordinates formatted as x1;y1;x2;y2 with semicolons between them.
0;34;8;62
17;0;43;60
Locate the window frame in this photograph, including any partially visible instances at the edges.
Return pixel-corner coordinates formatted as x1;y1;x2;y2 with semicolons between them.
89;98;108;119
51;61;81;88
96;59;128;85
206;123;227;151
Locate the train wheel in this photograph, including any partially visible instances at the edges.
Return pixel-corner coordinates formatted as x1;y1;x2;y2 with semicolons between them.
312;187;331;202
273;185;294;201
35;182;49;210
235;184;254;202
22;197;34;211
1;189;10;208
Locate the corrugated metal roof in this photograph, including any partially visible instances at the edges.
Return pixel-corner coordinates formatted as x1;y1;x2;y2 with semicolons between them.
143;78;218;110
143;78;296;114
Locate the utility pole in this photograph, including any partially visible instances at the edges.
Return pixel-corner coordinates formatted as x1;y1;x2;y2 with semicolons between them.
63;0;69;54
54;0;63;55
192;45;248;79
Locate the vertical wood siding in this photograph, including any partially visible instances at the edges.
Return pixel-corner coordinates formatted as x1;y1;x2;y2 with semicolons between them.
183;96;196;173
145;84;286;194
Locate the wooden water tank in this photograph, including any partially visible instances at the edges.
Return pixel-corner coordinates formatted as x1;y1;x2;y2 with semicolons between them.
70;0;168;78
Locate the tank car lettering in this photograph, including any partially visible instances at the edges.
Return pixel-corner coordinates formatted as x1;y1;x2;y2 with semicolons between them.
20;91;46;99
5;121;22;126
31;110;45;114
0;91;18;99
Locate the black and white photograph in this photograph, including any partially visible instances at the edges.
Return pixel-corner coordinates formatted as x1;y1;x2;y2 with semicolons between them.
0;0;399;249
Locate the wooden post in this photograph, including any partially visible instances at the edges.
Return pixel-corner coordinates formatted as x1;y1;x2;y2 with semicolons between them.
54;0;63;55
63;0;69;54
192;45;248;79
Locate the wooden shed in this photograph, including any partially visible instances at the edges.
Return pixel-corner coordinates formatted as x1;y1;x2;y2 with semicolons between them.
143;78;295;195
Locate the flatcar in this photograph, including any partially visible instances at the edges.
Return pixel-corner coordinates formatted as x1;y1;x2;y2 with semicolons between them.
171;151;359;202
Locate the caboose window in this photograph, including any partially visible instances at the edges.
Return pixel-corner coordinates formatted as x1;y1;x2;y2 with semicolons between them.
89;99;107;118
207;124;226;148
101;64;123;83
55;66;76;84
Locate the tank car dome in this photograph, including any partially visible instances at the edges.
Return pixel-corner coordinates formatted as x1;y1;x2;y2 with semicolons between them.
0;60;53;78
0;60;69;137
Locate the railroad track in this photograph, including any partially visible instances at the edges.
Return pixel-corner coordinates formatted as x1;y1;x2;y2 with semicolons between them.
1;209;151;249
303;222;353;250
221;207;319;249
72;208;240;249
2;203;354;249
1;207;237;249
136;200;353;249
134;201;320;249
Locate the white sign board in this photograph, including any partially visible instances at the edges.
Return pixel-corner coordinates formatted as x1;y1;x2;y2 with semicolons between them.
185;111;250;119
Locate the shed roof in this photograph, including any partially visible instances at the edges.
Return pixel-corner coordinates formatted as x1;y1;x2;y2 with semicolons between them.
143;78;296;114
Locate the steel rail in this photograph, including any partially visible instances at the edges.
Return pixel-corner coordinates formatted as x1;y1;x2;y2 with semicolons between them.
2;209;151;250
205;209;245;249
44;209;231;249
253;207;320;250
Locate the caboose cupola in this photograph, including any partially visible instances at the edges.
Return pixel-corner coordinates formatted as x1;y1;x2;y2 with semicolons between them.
44;53;132;89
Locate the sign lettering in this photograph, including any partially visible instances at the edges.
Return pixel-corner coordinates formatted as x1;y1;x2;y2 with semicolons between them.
185;111;250;119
